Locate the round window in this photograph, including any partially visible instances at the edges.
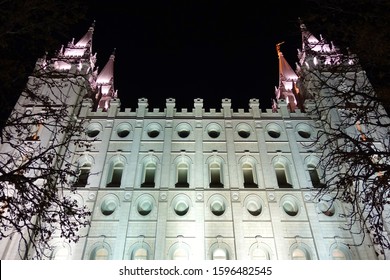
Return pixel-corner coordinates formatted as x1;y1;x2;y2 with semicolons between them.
117;123;131;138
246;200;262;216
174;201;189;216
146;123;162;138
296;123;312;139
318;200;335;217
210;200;225;216
86;123;101;138
207;123;222;138
266;123;282;138
101;199;117;216
137;199;153;216
237;123;251;138
176;123;191;138
281;197;300;217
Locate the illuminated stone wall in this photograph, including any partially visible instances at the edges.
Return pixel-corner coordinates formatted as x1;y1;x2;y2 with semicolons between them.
41;97;377;260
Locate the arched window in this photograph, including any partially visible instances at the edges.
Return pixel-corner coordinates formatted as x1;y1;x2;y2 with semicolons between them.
274;163;292;188
51;245;70;260
330;243;352;260
75;162;91;187
175;162;189;188
172;247;189;260
26;118;42;141
251;247;270;260
107;162;124;187
212;248;228;260
331;248;347;260
168;240;191;260
209;162;223;188
141;162;156;188
307;163;324;188
243;163;257;188
291;247;311;260
90;247;110;260
292;248;309;260
132;248;148;260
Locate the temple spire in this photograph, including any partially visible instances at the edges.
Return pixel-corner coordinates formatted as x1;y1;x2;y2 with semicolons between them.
52;22;96;72
75;20;95;50
274;43;299;112
95;49;118;110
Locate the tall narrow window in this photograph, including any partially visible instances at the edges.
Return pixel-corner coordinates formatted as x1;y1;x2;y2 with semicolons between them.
275;163;292;188
308;164;324;188
107;162;124;187
209;162;223;188
26;119;42;141
176;162;189;188
75;162;91;187
141;162;156;188
243;163;257;188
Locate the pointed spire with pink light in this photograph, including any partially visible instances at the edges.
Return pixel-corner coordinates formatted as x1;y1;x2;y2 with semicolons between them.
298;19;344;67
53;21;97;71
274;42;299;112
95;49;118;110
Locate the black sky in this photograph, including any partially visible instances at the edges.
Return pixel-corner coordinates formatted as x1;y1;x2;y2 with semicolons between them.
81;1;306;111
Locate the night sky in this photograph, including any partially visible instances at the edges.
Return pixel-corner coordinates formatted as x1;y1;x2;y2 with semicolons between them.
80;1;306;111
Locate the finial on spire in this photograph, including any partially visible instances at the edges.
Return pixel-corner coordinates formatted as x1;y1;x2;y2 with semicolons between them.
298;17;307;31
110;48;116;61
276;42;285;57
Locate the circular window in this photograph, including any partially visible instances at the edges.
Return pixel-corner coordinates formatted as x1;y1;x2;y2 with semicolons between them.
146;123;162;138
266;123;282;138
245;197;262;216
281;196;300;217
178;130;190;138
137;199;153;216
86;123;101;138
171;194;191;216
117;123;131;138
101;198;118;216
296;123;312;139
207;123;222;138
211;201;225;216
209;195;228;217
247;201;261;216
174;201;189;216
318;200;335;217
176;123;191;138
237;123;251;138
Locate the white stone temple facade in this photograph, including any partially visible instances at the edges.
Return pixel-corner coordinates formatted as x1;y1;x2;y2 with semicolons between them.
0;22;387;260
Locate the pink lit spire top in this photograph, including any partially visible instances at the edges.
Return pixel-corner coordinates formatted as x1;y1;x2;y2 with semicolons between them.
298;19;343;67
61;21;95;58
51;22;96;71
277;42;298;84
95;49;118;110
96;49;115;86
75;21;95;48
274;42;299;112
